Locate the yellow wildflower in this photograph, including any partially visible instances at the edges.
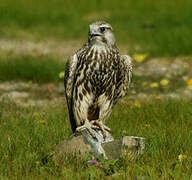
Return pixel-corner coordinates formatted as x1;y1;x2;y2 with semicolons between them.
59;72;65;79
142;82;148;86
132;53;148;63
186;78;192;86
39;119;44;123
134;102;141;108
160;79;169;86
150;82;159;88
123;130;128;135
178;154;187;162
155;95;161;100
144;124;151;128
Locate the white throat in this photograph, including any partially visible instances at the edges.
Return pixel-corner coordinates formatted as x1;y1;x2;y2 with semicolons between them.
91;44;108;54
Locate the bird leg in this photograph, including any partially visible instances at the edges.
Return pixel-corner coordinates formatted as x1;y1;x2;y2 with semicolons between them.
76;119;98;139
91;120;111;139
76;119;112;142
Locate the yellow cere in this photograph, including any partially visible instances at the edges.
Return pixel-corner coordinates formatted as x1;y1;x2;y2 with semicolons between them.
150;82;159;88
132;53;148;63
160;79;169;86
186;78;192;86
59;72;65;79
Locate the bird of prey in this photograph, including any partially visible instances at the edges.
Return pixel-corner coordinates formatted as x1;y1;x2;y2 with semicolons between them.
64;21;132;140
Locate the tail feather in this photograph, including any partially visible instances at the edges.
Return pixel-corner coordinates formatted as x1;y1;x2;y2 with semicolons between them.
66;98;77;133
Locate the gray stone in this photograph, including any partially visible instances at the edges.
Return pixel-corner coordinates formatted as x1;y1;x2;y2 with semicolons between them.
53;130;145;163
102;136;145;159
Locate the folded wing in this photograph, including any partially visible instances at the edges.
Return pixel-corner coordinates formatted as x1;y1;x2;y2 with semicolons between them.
64;54;78;133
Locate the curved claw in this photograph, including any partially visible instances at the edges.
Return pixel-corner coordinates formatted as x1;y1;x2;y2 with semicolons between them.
76;119;97;138
76;119;112;142
91;121;111;139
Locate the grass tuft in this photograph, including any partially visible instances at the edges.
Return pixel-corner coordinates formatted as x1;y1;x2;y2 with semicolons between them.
0;56;65;82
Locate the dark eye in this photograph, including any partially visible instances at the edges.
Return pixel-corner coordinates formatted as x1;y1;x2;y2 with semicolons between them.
100;27;106;32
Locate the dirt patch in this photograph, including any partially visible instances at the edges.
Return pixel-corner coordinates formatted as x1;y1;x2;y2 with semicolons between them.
0;39;83;61
0;38;132;61
0;57;192;108
0;37;192;107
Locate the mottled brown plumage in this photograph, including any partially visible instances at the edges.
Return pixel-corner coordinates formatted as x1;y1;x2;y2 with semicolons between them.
64;21;132;137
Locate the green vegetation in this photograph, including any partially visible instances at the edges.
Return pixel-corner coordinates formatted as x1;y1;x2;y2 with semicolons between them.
0;56;65;82
0;99;191;179
0;0;192;82
0;0;192;179
0;0;192;56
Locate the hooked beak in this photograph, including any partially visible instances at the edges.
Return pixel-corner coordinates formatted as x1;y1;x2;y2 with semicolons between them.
90;34;100;38
89;29;101;39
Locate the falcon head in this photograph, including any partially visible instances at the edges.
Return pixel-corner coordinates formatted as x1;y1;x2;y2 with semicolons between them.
88;21;116;47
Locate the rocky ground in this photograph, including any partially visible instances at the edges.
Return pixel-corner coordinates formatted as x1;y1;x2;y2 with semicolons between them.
0;39;192;108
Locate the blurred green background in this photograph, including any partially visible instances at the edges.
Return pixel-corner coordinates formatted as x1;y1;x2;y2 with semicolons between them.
0;0;192;56
1;1;192;179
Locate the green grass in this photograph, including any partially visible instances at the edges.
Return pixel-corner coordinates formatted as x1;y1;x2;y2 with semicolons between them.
0;0;192;82
0;98;192;179
0;0;192;56
0;56;65;82
0;0;192;179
